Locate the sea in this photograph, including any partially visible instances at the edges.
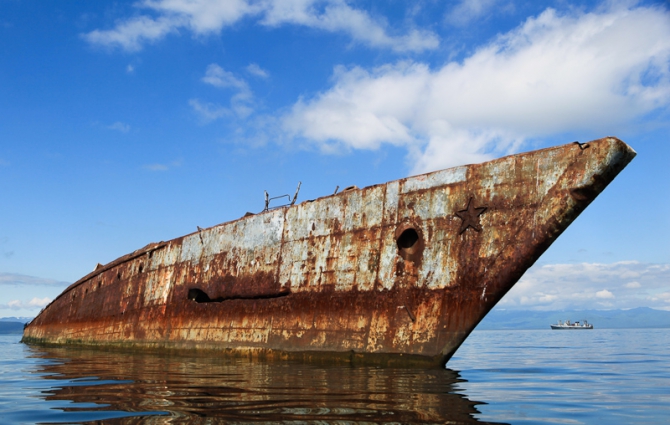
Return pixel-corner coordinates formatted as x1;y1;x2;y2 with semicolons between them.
1;328;668;424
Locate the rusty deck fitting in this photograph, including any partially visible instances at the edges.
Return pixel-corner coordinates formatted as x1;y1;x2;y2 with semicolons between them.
23;137;636;367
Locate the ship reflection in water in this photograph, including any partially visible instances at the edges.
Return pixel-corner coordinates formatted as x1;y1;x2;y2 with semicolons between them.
26;344;504;424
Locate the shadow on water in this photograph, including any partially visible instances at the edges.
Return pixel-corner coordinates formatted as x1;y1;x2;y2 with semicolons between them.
23;344;506;424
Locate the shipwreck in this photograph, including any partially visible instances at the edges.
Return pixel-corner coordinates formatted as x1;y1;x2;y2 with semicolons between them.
23;137;635;367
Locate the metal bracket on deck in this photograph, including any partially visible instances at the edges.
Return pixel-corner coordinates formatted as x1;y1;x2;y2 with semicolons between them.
263;182;302;212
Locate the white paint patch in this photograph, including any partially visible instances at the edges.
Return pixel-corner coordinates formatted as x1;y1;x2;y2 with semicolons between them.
180;235;203;263
401;166;467;193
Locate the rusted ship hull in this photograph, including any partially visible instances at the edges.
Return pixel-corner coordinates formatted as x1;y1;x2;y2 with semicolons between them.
23;137;635;367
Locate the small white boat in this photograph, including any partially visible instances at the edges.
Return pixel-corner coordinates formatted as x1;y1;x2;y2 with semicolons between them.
551;320;593;330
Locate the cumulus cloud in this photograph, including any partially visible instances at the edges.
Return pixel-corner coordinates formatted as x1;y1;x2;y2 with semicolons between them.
0;274;69;316
23;297;50;308
82;0;438;53
246;63;269;79
498;262;670;311
283;3;670;173
596;289;615;299
193;64;255;120
260;0;438;52
85;15;178;51
202;63;249;91
445;0;503;26
2;297;52;311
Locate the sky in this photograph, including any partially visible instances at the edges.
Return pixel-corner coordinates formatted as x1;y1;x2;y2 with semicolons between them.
1;0;669;318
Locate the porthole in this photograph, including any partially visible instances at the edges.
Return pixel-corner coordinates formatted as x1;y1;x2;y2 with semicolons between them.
397;228;419;250
394;222;424;263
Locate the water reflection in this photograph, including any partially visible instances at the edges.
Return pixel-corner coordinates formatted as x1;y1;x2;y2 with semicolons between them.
25;344;505;424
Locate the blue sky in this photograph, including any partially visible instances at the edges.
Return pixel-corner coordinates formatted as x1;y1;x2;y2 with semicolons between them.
1;0;669;317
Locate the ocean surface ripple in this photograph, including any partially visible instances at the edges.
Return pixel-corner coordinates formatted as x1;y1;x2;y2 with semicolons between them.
1;328;668;424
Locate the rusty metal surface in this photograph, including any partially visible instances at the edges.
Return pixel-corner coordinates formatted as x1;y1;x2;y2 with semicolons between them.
23;137;636;367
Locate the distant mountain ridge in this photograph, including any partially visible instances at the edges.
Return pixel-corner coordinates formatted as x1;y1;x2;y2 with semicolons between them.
0;317;31;323
0;317;30;335
0;321;25;334
477;307;670;330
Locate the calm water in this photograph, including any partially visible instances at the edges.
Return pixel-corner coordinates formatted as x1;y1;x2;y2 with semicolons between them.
1;329;668;424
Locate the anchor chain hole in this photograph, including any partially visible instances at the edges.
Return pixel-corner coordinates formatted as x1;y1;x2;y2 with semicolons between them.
397;228;419;250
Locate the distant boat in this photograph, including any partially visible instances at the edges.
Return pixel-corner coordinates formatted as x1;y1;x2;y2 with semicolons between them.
551;320;593;330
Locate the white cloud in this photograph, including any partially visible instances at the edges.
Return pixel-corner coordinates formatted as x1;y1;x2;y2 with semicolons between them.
283;4;670;173
0;274;69;317
107;121;131;133
189;98;231;122
29;297;51;307
144;0;258;31
196;64;255;119
85;15;178;51
596;289;615;299
498;261;670;311
246;63;269;78
445;0;502;26
260;0;439;52
202;64;249;91
83;0;438;53
3;297;52;311
126;64;135;73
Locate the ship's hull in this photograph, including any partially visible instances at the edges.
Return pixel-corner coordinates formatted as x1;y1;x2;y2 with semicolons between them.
551;325;593;330
23;138;635;367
